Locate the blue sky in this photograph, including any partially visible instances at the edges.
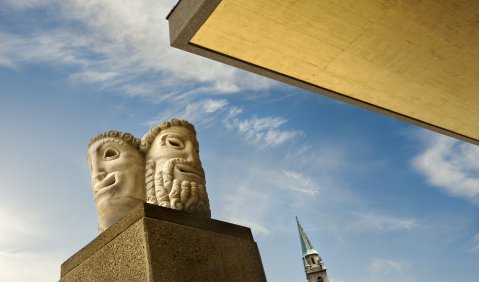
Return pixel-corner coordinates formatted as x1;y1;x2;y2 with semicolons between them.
1;1;479;281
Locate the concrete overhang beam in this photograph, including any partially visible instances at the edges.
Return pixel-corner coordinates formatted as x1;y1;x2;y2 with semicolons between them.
168;0;479;145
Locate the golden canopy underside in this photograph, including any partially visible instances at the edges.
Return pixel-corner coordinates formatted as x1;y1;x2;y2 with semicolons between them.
168;0;479;145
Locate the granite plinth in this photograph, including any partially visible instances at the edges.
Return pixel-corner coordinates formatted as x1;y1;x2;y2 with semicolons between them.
60;203;266;281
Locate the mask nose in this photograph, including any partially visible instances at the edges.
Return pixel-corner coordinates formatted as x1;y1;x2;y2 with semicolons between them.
92;172;108;184
184;142;200;164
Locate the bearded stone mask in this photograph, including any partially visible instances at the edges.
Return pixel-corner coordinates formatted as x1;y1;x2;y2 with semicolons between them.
142;119;210;217
88;131;145;232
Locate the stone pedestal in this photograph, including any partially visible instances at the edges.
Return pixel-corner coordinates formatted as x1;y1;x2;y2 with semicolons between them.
60;203;266;281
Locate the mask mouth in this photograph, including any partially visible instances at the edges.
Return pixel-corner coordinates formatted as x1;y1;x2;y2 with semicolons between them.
174;163;204;179
93;173;118;195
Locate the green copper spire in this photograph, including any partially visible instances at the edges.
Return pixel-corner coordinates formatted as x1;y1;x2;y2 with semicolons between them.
296;216;319;257
296;217;329;282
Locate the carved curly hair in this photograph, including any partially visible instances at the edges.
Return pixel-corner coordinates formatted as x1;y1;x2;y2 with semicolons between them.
88;130;142;149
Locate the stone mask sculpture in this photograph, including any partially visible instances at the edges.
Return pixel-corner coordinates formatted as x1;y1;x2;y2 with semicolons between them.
87;119;211;232
88;131;145;232
141;119;211;217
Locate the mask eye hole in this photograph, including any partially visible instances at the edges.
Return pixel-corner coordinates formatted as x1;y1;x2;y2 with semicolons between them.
166;137;184;149
103;147;120;160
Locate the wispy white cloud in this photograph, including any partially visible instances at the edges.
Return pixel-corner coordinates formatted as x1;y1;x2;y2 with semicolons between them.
277;170;319;196
211;157;321;238
2;0;51;10
242;166;320;196
0;30;93;69
0;250;64;282
146;101;302;149
322;209;417;243
467;233;479;252
0;206;48;251
220;184;273;237
224;109;302;149
412;133;479;202
144;98;229;127
0;31;19;68
70;71;119;84
203;99;228;113
369;258;417;282
351;211;417;232
285;141;350;174
0;0;276;98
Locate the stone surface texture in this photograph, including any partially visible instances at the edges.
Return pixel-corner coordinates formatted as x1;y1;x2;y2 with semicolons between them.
61;219;148;281
87;119;211;233
142;119;211;217
88;131;145;232
61;203;265;282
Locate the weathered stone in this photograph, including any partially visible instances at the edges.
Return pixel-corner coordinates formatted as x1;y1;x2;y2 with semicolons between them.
142;118;211;217
61;203;266;282
88;130;145;232
87;119;211;233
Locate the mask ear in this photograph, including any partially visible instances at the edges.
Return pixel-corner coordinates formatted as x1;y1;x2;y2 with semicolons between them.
159;133;168;146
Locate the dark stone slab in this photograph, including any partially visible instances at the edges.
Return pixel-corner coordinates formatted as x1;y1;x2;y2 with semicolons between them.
60;203;266;281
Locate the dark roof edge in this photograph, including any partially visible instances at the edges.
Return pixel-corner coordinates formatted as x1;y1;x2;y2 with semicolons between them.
166;0;182;20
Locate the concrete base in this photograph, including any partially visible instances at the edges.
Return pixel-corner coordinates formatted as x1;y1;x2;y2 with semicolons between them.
60;203;266;281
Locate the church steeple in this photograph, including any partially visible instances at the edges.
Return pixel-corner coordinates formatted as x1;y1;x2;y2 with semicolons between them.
296;217;329;282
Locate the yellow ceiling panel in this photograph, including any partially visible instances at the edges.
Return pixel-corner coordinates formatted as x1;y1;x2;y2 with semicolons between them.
168;0;479;145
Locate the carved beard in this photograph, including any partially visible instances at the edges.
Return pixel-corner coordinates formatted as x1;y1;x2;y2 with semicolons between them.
145;158;210;217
